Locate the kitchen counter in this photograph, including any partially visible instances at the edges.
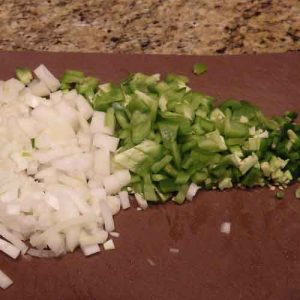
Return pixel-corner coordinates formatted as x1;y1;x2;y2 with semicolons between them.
0;0;299;55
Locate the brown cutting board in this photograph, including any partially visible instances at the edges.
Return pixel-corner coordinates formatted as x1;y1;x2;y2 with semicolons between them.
1;51;300;300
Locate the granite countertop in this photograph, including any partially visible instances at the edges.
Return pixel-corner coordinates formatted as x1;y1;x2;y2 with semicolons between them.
0;0;299;55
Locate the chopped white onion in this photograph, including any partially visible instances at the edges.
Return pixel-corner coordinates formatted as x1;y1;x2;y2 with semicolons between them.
169;247;180;254
0;66;135;288
74;95;93;120
93;133;119;152
0;225;28;254
103;239;115;250
79;229;108;246
114;170;131;188
90;111;113;135
135;193;148;210
80;244;100;256
109;232;120;238
147;258;156;267
27;248;56;258
103;175;121;195
94;149;110;176
99;201;115;232
0;238;21;259
34;64;60;92
106;196;121;215
119;191;130;210
220;222;231;234
186;183;200;201
29;79;50;97
0;269;13;290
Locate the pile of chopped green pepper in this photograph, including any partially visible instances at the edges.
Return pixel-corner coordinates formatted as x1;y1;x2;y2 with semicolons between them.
60;69;300;204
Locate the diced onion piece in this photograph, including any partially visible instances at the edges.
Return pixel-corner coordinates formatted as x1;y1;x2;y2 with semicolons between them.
65;227;80;252
186;183;200;201
46;231;65;256
114;170;131;188
90;111;113;135
44;193;60;210
99;201;115;232
0;269;13;290
27;248;56;258
135;193;148;210
18;117;39;138
94;149;110;176
103;175;121;195
147;258;156;266
0;225;28;254
169;247;180;254
29;79;50;97
103;239;115;250
0;238;21;259
118;191;130;210
109;232;120;238
55;101;79;130
93;133;119;152
6;204;21;215
75;95;93;120
34;64;60;92
220;222;231;234
79;229;108;246
106;196;121;215
90;188;106;201
80;244;100;256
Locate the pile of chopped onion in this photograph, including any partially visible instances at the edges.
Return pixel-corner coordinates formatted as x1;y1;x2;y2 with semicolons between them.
0;65;132;289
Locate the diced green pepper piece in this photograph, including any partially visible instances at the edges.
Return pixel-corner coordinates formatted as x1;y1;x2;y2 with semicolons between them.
143;174;159;201
115;110;130;129
285;111;298;121
239;154;258;175
131;111;152;144
218;178;233;190
76;76;99;96
152;174;169;182
134;90;158;122
173;185;189;204
248;138;261;151
151;155;173;173
158;121;181;168
159;179;179;193
61;70;85;84
16;67;33;84
132;182;143;195
242;168;262;187
153;186;170;202
60;81;71;90
105;107;115;133
93;85;124;111
226;137;246;146
224;119;249;138
164;164;178;177
114;140;162;173
275;191;284;199
131;175;141;183
193;63;207;75
191;171;208;184
165;73;189;84
197;130;227;152
175;171;190;185
229;145;243;157
31;138;35;148
197;117;215;132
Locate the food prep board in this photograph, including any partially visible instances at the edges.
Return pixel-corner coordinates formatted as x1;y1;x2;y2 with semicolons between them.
1;51;300;300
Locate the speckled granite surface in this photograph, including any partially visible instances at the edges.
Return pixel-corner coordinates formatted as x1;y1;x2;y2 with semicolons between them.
0;0;299;54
